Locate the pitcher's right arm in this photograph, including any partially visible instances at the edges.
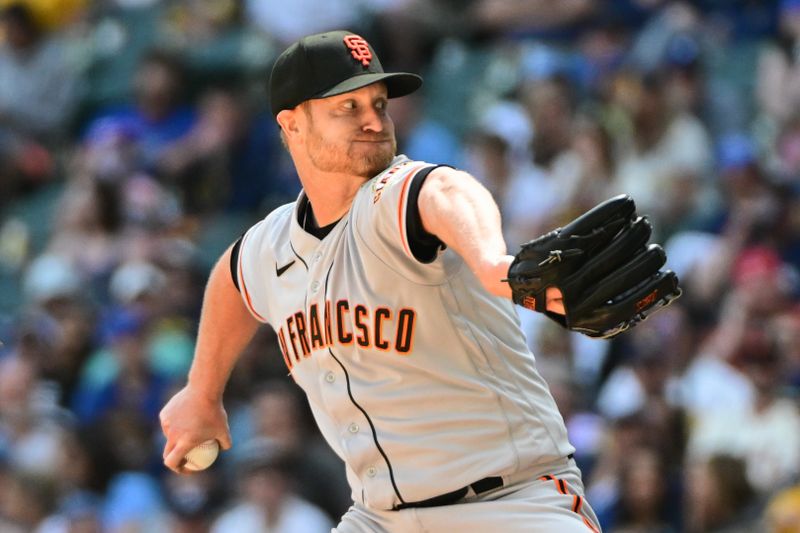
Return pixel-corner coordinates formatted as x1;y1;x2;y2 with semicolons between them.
160;244;260;473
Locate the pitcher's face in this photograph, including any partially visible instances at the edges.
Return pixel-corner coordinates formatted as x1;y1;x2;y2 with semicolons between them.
300;82;397;179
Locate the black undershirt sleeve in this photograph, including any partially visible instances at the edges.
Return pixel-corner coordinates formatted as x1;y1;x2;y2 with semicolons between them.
229;236;243;292
406;165;448;264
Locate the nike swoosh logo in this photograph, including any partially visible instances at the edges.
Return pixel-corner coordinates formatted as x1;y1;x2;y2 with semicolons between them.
276;260;296;277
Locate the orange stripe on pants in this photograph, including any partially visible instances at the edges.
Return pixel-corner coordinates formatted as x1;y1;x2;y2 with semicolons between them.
540;474;601;532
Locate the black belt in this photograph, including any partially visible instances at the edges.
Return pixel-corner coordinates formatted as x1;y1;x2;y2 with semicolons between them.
393;476;502;510
393;454;575;510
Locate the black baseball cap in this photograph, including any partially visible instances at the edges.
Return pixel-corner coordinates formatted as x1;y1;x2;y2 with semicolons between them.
269;30;422;117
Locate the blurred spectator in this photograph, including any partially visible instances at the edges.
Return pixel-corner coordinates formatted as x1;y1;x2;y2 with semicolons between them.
71;309;170;427
391;91;463;168
773;305;800;392
18;254;98;404
0;2;79;138
0;2;79;200
609;69;713;236
371;0;595;82
103;258;195;382
0;355;70;482
472;76;584;242
149;238;204;320
555;112;618;218
211;437;332;533
101;470;166;532
524;76;575;172
470;0;597;36
109;260;167;315
36;490;102;533
688;323;800;494
684;455;759;533
612;445;677;533
757;0;800;129
158;85;293;214
245;0;369;46
586;413;653;530
769;115;800;189
48;180;124;282
160;0;272;83
0;470;57;531
16;308;94;407
161;469;224;533
686;133;789;305
627;1;702;75
465;100;541;250
232;380;351;521
677;291;757;421
85;49;196;171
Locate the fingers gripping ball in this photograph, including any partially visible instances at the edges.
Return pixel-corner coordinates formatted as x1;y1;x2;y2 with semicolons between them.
183;439;220;471
506;195;682;339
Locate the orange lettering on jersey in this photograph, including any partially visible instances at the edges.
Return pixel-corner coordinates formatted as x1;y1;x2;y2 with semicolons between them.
294;311;311;357
308;304;325;350
324;300;333;347
286;315;301;362
336;300;353;345
279;303;417;366
277;327;292;370
343;35;372;67
374;307;392;351
372;161;409;203
395;308;416;354
354;304;371;348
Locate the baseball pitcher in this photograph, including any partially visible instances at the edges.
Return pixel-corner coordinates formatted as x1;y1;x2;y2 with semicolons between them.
160;30;680;532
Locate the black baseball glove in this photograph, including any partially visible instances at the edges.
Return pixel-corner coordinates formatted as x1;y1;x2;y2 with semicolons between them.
505;195;681;339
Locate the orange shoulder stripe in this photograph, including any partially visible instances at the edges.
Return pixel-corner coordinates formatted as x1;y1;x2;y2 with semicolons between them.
238;231;267;322
541;473;601;533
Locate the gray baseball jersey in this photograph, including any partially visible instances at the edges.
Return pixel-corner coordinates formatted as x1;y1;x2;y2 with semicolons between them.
235;155;574;511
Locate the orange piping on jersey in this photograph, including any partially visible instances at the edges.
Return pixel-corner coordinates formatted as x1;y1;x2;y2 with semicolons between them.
397;163;430;258
237;233;267;322
582;517;601;533
572;495;582;513
374;307;392;351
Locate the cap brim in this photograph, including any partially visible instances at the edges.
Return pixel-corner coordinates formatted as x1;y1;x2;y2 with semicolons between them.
315;72;422;101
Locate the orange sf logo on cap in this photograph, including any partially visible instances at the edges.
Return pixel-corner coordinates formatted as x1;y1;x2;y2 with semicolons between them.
343;35;372;67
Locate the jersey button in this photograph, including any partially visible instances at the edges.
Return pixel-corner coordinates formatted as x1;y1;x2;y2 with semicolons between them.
366;466;377;478
348;423;359;434
325;372;335;383
311;281;320;292
313;252;322;262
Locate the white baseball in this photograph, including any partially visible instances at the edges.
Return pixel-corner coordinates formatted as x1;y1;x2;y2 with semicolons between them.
183;439;219;471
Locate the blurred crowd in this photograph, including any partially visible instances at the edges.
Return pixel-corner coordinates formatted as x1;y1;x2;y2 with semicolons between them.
0;0;799;532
